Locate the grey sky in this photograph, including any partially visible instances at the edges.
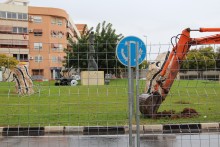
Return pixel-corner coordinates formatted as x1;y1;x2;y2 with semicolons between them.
1;0;220;44
28;0;220;44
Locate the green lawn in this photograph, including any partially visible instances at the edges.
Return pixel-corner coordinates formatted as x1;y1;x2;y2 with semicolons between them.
0;79;219;127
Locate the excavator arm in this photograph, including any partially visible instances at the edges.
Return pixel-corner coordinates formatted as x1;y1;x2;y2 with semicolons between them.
139;28;220;118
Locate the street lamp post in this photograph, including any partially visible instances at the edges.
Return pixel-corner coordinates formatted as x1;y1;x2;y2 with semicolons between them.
143;35;147;46
143;35;147;61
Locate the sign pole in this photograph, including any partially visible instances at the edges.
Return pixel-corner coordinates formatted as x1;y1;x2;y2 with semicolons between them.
136;42;140;147
116;36;146;147
128;41;133;147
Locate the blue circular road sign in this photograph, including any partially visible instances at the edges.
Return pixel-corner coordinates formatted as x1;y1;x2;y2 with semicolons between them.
116;36;146;67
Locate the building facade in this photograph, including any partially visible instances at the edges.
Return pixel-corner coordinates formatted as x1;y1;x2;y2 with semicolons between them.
76;24;88;36
0;0;81;80
28;6;80;80
0;0;29;65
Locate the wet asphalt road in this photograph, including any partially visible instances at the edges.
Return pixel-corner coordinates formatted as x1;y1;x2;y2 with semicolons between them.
0;133;219;147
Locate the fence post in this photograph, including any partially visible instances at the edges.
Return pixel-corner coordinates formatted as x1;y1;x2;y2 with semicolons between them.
136;42;140;147
127;41;133;147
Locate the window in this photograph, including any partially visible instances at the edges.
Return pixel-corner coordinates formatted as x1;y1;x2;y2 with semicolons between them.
0;11;27;20
12;12;17;19
7;12;12;19
13;54;18;60
32;69;44;76
58;56;63;63
51;56;58;63
22;13;27;20
51;17;63;25
51;18;56;24
18;27;23;33
12;27;17;33
33;16;42;23
34;32;42;36
34;29;43;36
52;43;63;51
18;13;27;20
23;28;27;33
22;54;28;61
12;27;28;34
51;30;57;37
34;43;43;50
51;30;64;38
0;11;6;18
58;44;63;50
58;32;63;38
13;54;28;61
57;19;62;26
52;43;58;51
18;13;22;19
34;55;43;62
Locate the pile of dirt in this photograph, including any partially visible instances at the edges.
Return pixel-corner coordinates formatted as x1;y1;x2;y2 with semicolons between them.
180;108;199;117
155;108;199;119
156;110;176;118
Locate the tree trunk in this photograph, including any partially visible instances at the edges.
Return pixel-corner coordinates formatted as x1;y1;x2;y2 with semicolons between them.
13;66;34;95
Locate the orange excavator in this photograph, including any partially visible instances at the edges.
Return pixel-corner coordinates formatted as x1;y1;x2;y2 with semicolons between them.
139;28;220;118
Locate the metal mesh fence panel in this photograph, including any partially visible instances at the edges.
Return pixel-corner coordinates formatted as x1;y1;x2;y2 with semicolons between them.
0;42;220;147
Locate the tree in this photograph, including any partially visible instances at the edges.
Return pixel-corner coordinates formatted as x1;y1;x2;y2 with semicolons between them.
65;21;124;75
0;54;19;69
139;60;149;69
181;46;216;71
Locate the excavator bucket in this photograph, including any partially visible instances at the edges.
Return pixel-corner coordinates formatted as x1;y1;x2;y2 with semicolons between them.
139;92;163;118
139;52;169;118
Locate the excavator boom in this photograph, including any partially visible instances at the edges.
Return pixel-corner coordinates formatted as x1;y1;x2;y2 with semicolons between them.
140;28;220;118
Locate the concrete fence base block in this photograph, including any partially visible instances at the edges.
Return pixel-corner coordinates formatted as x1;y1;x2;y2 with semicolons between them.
44;126;64;135
201;123;219;132
64;126;84;135
124;125;144;134
1;127;44;136
0;127;3;136
83;126;125;135
163;124;201;133
144;125;163;133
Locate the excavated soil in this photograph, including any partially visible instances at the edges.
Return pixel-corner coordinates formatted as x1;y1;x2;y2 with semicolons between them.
156;108;199;119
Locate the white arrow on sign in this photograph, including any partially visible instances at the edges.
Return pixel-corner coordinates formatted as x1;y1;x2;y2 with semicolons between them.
121;48;128;61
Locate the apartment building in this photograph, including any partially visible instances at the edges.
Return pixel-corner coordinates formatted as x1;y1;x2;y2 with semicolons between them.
76;24;88;36
28;6;80;80
0;0;29;65
0;0;81;80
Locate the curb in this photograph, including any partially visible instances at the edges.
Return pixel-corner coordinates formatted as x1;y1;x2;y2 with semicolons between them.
64;126;84;135
0;123;219;136
0;127;3;136
124;125;144;134
44;126;64;135
201;123;219;132
144;125;163;133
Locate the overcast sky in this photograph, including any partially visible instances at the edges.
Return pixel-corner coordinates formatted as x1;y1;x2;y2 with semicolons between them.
1;0;220;53
26;0;220;44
